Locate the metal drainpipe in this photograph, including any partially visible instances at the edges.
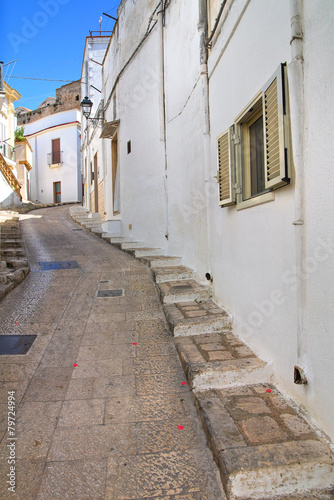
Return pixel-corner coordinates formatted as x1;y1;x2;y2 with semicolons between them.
199;0;213;279
289;0;306;381
157;3;169;242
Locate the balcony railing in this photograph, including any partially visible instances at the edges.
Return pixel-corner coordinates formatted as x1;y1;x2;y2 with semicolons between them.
0;142;16;162
0;153;22;200
47;151;63;166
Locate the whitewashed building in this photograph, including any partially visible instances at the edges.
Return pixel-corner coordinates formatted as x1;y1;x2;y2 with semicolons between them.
80;0;334;443
80;34;110;221
20;81;82;204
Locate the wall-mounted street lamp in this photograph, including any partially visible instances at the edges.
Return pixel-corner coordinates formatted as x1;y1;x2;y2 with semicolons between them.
80;96;104;123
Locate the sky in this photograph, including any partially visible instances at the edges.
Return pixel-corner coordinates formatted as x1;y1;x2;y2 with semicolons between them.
1;0;121;110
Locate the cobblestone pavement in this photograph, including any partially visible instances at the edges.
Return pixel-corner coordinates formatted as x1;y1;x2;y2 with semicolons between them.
0;206;226;499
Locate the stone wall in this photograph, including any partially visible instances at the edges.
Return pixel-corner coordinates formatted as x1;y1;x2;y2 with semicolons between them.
17;80;81;126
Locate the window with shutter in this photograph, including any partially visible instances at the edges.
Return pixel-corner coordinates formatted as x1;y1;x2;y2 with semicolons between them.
216;63;290;208
263;64;289;190
217;127;235;206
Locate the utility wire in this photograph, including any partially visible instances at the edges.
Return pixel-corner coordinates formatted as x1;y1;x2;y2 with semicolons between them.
5;76;75;82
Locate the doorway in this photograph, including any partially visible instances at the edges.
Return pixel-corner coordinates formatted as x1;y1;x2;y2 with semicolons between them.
112;135;120;214
53;181;61;203
94;153;98;213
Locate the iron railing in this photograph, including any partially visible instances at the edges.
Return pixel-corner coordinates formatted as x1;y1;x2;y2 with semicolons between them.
47;151;63;165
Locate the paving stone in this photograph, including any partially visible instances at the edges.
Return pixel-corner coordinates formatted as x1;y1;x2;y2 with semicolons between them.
36;460;107;499
58;399;105;427
65;375;136;400
106;449;226;499
0;458;45;500
105;393;186;423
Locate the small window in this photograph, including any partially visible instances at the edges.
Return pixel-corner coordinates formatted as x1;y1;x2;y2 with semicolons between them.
90;162;94;183
127;140;131;155
76;95;79;101
217;64;290;208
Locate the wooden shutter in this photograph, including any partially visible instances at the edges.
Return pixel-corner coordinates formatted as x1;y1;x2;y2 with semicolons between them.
217;127;235;206
52;139;61;164
263;64;289;190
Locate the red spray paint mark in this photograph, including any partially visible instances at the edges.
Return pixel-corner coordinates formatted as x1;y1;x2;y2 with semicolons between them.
132;343;137;345
73;364;78;367
181;382;187;386
177;425;184;430
266;389;272;393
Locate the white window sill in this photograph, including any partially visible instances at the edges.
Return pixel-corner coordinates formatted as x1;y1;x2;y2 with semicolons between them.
236;191;275;211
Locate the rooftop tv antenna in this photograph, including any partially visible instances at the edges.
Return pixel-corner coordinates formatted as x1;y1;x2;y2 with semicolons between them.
99;16;102;34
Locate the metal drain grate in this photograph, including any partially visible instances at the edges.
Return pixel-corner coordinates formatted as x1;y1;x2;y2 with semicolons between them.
72;228;83;231
97;289;123;298
40;261;81;271
0;335;37;355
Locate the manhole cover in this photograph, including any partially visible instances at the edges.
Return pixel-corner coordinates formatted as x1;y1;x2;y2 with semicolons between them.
0;335;37;355
97;289;123;298
72;228;83;231
40;261;81;270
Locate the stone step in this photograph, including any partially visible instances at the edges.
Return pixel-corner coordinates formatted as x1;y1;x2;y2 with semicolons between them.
193;385;334;499
90;227;104;235
163;300;232;336
121;241;144;249
157;279;212;304
124;247;162;258
82;222;102;229
5;257;28;268
138;255;183;268
103;236;133;243
153;266;194;283
1;248;26;257
174;331;272;390
0;239;23;248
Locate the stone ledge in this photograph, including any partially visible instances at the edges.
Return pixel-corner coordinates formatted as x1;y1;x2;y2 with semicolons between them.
195;386;334;499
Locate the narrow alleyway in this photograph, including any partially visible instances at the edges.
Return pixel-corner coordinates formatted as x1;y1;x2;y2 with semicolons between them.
0;205;225;499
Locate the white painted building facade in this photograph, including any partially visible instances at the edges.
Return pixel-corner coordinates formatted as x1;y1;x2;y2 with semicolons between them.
24;109;81;204
81;0;334;442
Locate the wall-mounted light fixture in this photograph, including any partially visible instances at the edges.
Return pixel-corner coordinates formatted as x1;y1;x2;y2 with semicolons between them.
80;96;104;123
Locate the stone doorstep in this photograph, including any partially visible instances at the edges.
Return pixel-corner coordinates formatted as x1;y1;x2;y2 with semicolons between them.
157;279;212;304
138;255;183;268
153;266;194;283
174;332;272;391
194;387;334;499
164;301;233;336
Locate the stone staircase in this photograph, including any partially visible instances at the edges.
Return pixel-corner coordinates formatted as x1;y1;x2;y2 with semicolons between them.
0;215;30;300
69;206;334;499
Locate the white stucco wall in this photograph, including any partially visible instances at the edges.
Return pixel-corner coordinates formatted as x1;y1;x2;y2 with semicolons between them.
100;0;167;245
294;0;334;439
163;0;211;278
25;110;81;204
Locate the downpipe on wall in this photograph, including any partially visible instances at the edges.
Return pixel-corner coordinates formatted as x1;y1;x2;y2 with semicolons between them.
157;2;169;243
199;0;213;280
288;0;307;384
